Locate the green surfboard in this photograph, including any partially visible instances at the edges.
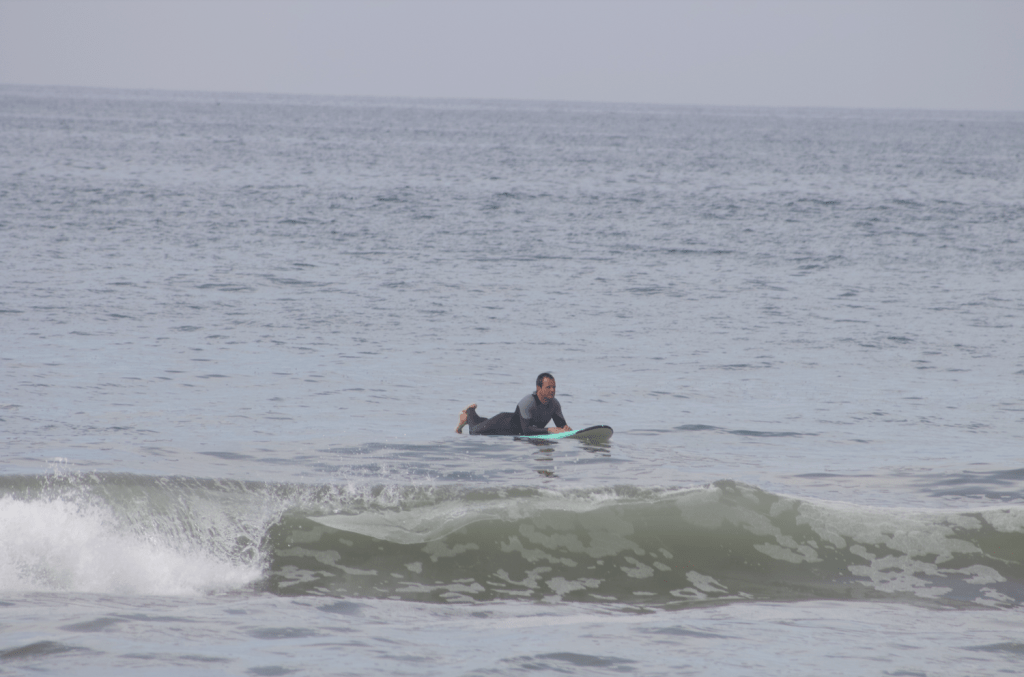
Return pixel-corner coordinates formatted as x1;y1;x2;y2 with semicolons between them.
516;425;613;443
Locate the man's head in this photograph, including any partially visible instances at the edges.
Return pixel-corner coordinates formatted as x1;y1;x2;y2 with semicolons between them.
535;373;556;404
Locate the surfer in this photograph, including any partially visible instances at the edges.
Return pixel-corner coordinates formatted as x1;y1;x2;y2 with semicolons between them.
456;373;572;436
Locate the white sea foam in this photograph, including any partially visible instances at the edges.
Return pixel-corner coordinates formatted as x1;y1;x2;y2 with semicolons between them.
0;496;261;596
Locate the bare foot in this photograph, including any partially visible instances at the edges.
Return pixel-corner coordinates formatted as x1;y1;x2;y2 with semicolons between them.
455;404;477;434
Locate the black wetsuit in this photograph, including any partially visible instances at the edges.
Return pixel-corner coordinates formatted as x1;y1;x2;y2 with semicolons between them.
466;393;567;436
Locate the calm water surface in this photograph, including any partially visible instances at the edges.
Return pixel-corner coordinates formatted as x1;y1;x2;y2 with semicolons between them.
2;85;1024;675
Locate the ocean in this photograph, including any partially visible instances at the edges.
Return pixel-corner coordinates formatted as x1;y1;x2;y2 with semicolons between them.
1;84;1023;675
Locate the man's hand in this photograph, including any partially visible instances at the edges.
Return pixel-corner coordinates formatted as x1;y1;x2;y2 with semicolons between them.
547;426;572;433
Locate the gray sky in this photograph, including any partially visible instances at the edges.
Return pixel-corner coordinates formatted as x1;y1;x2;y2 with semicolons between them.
1;0;1021;110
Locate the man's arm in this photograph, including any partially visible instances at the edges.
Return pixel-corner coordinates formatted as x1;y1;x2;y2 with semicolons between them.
551;402;571;432
516;405;551;436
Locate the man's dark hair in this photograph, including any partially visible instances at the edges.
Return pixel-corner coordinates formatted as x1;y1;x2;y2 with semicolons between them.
536;372;555;387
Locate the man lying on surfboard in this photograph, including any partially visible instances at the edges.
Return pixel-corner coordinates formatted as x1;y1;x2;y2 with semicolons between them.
456;372;572;436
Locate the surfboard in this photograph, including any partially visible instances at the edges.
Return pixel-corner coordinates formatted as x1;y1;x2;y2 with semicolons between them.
515;425;613;443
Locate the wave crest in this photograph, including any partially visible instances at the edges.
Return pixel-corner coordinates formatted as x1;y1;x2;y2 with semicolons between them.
3;473;1021;607
265;480;1024;608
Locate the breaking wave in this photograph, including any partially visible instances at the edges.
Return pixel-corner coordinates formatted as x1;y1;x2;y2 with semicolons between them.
2;472;1022;608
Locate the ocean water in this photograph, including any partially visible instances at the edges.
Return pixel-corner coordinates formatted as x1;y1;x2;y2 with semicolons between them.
1;85;1023;675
